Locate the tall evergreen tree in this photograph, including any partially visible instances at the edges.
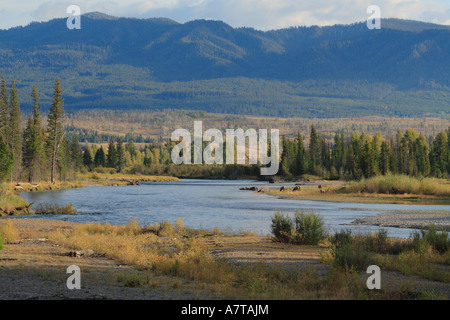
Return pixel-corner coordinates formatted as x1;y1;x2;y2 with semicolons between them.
430;131;448;177
9;80;22;182
309;124;321;174
379;141;391;175
94;146;106;167
116;138;126;172
47;80;65;184
70;134;83;173
22;86;46;182
83;147;93;171
296;132;307;175
107;140;117;168
0;138;13;182
0;77;8;142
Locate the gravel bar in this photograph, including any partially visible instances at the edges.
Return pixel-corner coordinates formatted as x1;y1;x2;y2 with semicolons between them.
350;213;450;231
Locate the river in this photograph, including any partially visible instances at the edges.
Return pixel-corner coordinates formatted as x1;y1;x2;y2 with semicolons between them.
19;179;450;238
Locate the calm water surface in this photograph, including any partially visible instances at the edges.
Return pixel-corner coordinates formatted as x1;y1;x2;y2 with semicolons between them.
19;179;450;238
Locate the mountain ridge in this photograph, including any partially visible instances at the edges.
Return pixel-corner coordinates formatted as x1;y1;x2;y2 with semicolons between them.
0;13;448;118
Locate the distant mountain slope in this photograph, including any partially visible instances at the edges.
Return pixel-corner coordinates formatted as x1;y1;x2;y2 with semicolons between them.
0;13;448;118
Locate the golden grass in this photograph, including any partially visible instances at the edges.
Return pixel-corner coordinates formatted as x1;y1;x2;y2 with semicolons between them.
43;219;447;299
76;172;179;185
0;220;21;243
342;174;450;197
0;184;32;215
262;175;450;204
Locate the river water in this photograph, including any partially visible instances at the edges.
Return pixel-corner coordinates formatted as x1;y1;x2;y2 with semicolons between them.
19;179;450;238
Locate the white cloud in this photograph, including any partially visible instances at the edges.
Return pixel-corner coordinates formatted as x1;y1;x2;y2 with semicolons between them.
0;0;449;30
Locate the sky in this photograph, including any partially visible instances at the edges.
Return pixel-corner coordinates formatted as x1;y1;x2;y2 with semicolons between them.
0;0;449;30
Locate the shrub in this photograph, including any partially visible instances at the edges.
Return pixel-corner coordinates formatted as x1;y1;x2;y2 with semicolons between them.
271;210;326;245
412;225;450;254
271;211;293;243
293;210;326;245
361;229;388;253
331;242;372;271
330;229;353;248
328;230;375;271
34;202;77;215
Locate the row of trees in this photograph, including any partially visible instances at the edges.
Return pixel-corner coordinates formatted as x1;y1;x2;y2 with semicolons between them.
82;140;174;173
0;75;448;183
0;76;73;183
280;125;450;180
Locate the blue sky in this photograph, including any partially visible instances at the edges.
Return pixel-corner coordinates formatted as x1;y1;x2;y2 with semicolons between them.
0;0;449;30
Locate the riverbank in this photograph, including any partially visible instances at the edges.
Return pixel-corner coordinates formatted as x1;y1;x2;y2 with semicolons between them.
258;183;450;205
0;218;448;300
0;173;179;216
255;175;450;205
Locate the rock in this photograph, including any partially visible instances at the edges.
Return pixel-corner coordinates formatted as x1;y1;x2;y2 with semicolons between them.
68;249;95;258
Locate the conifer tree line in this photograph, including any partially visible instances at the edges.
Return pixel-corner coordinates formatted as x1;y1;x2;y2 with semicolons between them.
279;124;450;180
82;139;174;173
1;74;449;182
0;76;79;183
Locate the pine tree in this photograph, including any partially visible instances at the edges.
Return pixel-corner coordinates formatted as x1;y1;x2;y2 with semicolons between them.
430;131;448;177
83;147;93;171
309;124;321;174
47;80;65;184
70;134;83;172
0;77;8;142
379;141;391;175
94;146;106;167
9;80;22;182
414;134;430;176
0;138;13;182
22;86;45;182
107;140;117;168
296;132;306;175
116;138;126;172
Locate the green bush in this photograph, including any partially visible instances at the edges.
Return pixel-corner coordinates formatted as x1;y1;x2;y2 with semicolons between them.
362;229;388;253
328;229;374;271
330;229;353;248
293;210;326;245
34;202;77;215
271;211;293;243
331;243;372;271
412;225;450;254
271;210;326;245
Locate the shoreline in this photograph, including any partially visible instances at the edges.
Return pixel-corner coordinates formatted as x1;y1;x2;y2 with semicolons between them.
1;174;179;217
1;218;449;300
256;185;450;205
349;212;450;231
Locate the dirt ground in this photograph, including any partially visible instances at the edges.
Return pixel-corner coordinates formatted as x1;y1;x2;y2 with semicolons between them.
0;218;449;300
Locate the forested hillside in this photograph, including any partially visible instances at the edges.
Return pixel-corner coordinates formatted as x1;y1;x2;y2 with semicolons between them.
0;13;449;118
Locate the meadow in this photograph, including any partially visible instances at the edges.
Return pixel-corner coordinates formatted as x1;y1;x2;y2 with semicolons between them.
1;213;448;300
